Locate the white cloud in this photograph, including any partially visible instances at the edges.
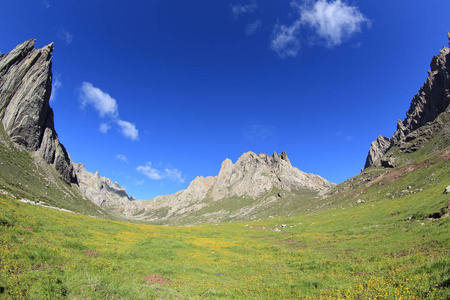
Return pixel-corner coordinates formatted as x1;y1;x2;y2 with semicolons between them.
137;162;185;183
117;120;139;141
298;0;370;47
270;0;369;57
137;163;162;180
80;82;118;118
245;20;262;36
116;154;129;163
99;123;111;133
42;1;50;9
231;1;257;19
79;82;139;141
271;20;302;58
50;73;62;102
163;168;185;183
135;180;145;186
58;29;73;45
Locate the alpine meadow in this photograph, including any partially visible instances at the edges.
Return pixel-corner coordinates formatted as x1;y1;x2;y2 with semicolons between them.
0;1;450;299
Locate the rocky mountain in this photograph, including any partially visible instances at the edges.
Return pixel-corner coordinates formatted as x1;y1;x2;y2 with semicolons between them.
73;163;134;208
0;39;76;183
127;151;335;223
0;39;334;223
0;40;133;210
364;33;450;169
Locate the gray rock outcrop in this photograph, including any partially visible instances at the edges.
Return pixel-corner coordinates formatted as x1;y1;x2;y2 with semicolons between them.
0;39;76;183
129;151;335;220
0;40;133;208
364;135;391;169
364;33;450;168
73;163;133;207
211;151;334;200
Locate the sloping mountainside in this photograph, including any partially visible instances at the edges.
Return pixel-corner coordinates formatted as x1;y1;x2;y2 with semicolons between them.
364;33;450;169
126;151;335;224
316;34;450;218
0;40;133;217
0;39;335;224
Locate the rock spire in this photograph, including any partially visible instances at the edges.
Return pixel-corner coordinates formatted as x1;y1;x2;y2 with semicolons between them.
0;39;76;182
364;33;450;168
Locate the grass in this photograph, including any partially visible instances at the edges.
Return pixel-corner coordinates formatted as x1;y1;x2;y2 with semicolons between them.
1;159;449;299
139;187;320;225
0;124;123;220
0;112;449;298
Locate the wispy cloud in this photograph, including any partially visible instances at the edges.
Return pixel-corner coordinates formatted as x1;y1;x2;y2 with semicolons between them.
270;0;369;57
135;180;145;186
50;73;62;102
116;154;129;164
99;123;111;134
79;82;139;141
231;0;257;19
80;82;118;118
117;120;139;141
244;120;275;140
245;20;262;36
335;131;354;142
137;162;185;183
58;29;73;45
42;1;50;9
298;0;370;47
271;19;302;58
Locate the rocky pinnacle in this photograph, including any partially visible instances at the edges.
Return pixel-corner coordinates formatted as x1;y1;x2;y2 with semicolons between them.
0;39;76;183
364;33;450;168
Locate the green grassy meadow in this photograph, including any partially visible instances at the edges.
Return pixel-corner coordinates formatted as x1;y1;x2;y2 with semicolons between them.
0;116;449;299
1;157;449;299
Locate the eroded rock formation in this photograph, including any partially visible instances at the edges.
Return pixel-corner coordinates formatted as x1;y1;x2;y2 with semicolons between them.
0;39;76;183
365;34;450;168
73;163;133;207
129;151;335;220
0;40;132;206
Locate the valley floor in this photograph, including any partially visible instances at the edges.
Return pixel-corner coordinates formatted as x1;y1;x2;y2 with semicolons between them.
1;173;449;299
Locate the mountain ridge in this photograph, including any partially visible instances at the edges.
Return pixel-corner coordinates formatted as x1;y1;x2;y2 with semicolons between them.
0;39;134;212
364;33;450;169
125;150;335;223
1;35;449;225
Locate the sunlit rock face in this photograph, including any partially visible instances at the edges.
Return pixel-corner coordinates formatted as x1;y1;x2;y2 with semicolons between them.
0;39;76;183
364;34;450;169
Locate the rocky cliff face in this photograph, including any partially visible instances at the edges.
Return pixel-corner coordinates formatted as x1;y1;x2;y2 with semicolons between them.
211;151;333;200
365;34;450;168
73;163;134;207
0;39;76;183
129;151;335;221
0;40;133;208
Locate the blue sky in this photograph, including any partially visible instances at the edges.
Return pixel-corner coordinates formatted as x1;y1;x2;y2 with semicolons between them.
1;1;450;200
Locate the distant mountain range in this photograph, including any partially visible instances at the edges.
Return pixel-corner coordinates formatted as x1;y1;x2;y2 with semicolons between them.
1;34;449;224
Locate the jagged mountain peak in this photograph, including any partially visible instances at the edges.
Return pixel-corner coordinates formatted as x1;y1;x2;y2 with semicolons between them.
365;33;450;168
234;150;291;166
0;40;133;209
128;151;335;223
0;39;76;183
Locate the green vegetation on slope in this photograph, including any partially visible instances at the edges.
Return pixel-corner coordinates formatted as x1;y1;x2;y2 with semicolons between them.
0;124;121;220
139;187;320;226
1;155;449;299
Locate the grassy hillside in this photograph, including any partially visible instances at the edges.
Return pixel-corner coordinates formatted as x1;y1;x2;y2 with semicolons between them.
134;187;321;225
0;124;122;220
1;150;448;298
